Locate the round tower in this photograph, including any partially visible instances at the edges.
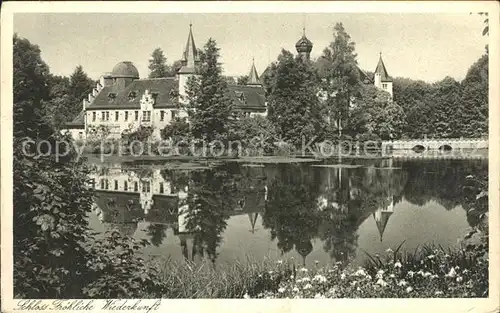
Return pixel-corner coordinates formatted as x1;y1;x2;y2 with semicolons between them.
111;61;139;90
295;28;313;61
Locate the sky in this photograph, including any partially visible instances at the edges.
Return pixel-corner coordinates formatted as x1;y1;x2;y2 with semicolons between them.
14;13;488;83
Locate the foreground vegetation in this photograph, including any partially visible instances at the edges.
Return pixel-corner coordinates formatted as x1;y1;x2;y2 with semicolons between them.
152;236;488;298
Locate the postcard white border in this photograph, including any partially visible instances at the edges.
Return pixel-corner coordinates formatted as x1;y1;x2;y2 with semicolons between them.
1;2;499;313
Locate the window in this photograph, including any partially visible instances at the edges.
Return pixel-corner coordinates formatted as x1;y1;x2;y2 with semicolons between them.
128;91;137;101
142;181;151;192
160;110;165;121
101;179;109;190
114;180;118;190
106;112;110;121
135;111;139;121
142;110;151;122
124;180;128;191
151;92;159;104
101;111;106;121
159;182;164;194
115;111;119;121
125;111;129;121
382;83;388;89
171;110;177;119
78;132;83;139
92;112;96;122
134;181;138;192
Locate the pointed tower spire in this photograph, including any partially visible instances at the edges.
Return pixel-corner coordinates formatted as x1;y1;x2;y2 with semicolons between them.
247;58;262;86
181;23;199;69
374;52;392;82
248;213;259;233
373;207;393;242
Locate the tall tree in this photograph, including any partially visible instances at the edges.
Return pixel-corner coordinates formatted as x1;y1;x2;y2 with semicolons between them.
148;48;169;78
319;23;361;136
265;49;324;147
456;54;488;138
351;85;406;140
13;34;52;139
69;65;94;103
184;39;235;143
392;77;435;138
431;76;462;138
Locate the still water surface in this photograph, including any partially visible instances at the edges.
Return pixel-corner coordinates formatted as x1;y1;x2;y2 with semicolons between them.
87;158;487;268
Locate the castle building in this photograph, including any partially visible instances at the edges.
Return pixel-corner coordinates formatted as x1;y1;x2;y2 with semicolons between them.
62;25;267;141
62;25;392;141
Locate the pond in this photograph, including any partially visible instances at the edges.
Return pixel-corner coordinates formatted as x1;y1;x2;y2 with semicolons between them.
87;158;488;268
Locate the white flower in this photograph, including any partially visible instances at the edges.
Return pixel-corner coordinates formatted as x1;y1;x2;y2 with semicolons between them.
351;281;357;287
315;260;319;264
417;270;424;276
427;254;435;260
456;276;463;283
390;274;396;278
301;277;310;282
406;286;413;293
463;269;469;274
446;268;457;278
268;271;274;275
376;278;388;287
292;287;299;292
303;283;312;290
394;261;402;268
328;287;336;294
376;269;385;279
386;248;393;253
276;260;283;265
341;273;346;280
300;268;308;272
278;287;286;293
423;272;432;278
435;291;444;295
398;280;408;286
243;293;250;299
407;271;415;277
314;293;324;299
355;268;367;277
313;274;327;283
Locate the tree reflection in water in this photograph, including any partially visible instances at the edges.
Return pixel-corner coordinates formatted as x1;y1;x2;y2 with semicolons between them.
89;158;488;267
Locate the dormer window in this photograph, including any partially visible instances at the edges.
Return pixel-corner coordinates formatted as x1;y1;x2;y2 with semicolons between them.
151;92;159;104
108;93;116;102
128;91;137;101
235;91;245;102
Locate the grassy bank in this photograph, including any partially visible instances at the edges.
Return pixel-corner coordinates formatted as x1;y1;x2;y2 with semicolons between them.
152;240;488;299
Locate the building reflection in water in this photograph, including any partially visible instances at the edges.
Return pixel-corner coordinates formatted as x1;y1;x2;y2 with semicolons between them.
88;159;486;266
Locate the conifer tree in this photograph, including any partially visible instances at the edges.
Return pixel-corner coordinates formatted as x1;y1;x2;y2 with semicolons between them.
148;48;169;78
184;39;235;143
319;23;361;136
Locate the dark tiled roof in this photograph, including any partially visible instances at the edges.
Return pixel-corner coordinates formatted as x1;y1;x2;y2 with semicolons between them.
95;191;144;224
247;62;261;86
228;85;267;111
146;195;179;224
86;78;179;110
357;67;373;84
374;55;393;82
65;110;85;128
